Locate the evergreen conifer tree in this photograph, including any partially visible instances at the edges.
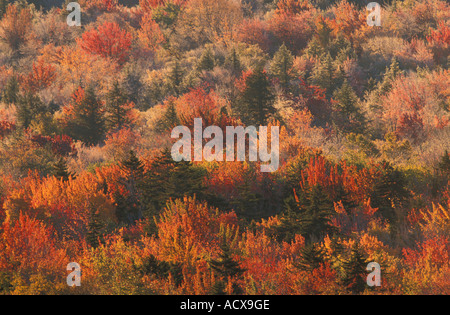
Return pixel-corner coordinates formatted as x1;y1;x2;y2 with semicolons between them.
120;149;145;181
332;80;365;134
236;65;275;126
116;150;145;225
168;60;184;96
438;150;450;175
225;47;242;76
270;43;295;92
16;93;46;129
0;0;8;17
2;76;19;105
52;157;74;181
106;81;130;130
68;85;106;146
209;237;245;294
296;242;326;271
370;161;409;224
378;58;402;96
140;148;206;219
86;204;103;248
279;184;335;242
342;241;368;294
310;52;339;98
210;280;227;295
197;45;215;71
156;99;180;132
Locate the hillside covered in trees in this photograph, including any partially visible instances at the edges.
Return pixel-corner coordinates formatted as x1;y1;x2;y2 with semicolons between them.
0;0;449;295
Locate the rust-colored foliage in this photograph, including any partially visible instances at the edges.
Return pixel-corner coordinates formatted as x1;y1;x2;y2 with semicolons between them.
139;0;187;13
427;22;450;62
156;196;238;265
0;214;68;277
329;0;368;48
174;87;236;131
0;4;32;51
275;0;313;16
29;133;77;157
20;60;57;93
0;0;449;296
138;13;165;52
235;19;272;53
78;21;132;65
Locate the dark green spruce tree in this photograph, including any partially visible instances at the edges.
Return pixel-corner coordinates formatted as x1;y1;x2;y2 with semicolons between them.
140;148;206;220
225;47;242;77
106;81;130;130
197;45;215;71
278;184;335;243
67;85;106;146
341;241;368;294
156;99;180;132
52;157;75;181
309;52;337;98
332;80;365;134
295;242;326;271
209;237;245;295
235;65;275;126
16;93;46;129
86;204;104;249
168;60;184;96
115;150;145;225
1;76;19;105
270;43;295;92
438;150;450;175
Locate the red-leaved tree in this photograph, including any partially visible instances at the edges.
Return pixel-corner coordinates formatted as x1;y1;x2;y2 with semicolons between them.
78;22;132;65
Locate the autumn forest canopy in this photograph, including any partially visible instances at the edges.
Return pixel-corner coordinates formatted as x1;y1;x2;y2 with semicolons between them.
0;0;449;295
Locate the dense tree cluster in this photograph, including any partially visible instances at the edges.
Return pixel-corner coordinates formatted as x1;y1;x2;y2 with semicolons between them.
0;0;449;295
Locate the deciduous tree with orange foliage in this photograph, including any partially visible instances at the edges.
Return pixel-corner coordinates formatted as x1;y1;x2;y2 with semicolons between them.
78;21;132;65
0;4;32;52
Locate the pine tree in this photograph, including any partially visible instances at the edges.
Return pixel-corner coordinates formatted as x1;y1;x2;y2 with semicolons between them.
197;45;215;71
210;280;227;295
280;184;335;243
270;43;295;92
168;60;184;96
137;254;183;286
305;37;326;59
209;241;244;279
140;148;206;219
342;241;368;294
2;76;19;105
156;99;180;132
295;242;326;271
438;150;450;175
378;58;402;96
309;52;337;98
116;150;145;225
370;161;409;224
332;80;365;134
302;184;335;241
209;237;245;294
236;66;275;126
232;177;262;218
86;204;103;248
106;81;130;130
68;86;106;146
225;47;242;77
16;92;46;129
52;157;74;181
120;149;145;180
